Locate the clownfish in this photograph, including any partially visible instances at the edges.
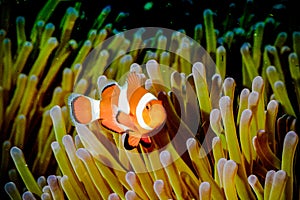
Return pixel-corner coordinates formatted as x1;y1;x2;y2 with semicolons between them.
68;72;167;150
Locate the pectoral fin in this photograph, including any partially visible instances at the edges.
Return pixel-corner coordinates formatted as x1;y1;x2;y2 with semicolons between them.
115;109;137;131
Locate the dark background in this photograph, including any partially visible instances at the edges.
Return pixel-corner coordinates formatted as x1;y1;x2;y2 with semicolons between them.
1;0;299;40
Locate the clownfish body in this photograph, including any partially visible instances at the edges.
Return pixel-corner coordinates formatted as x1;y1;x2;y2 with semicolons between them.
68;72;167;150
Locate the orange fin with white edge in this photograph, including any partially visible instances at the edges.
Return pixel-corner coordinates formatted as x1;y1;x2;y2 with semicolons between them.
126;72;144;97
97;75;117;100
68;93;100;125
124;133;141;150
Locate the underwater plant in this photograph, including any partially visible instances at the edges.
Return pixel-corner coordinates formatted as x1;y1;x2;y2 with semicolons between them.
0;0;299;199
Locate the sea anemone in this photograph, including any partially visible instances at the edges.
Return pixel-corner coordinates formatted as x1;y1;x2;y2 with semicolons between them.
1;0;299;199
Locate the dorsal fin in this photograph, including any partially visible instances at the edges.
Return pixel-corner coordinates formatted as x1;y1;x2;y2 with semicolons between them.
126;72;143;98
127;72;142;87
97;75;117;99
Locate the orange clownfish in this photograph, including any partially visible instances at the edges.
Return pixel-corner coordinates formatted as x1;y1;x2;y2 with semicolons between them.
68;72;167;150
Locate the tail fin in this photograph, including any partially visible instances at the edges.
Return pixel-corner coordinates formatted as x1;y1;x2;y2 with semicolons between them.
68;93;100;125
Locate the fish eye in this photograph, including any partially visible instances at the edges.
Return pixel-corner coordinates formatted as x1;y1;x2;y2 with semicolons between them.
146;104;151;110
